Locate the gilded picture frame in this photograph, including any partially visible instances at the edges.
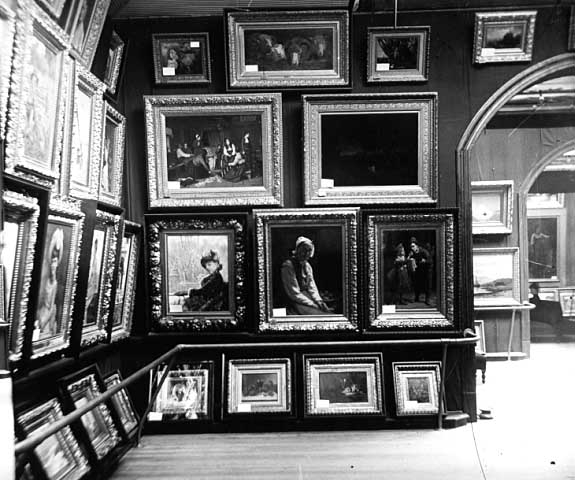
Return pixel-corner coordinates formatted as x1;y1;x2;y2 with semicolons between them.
367;26;430;83
144;93;283;208
110;220;140;342
227;358;291;414
81;210;121;347
366;211;455;329
527;208;565;283
471;180;513;235
68;0;111;68
226;9;349;89
35;0;66;18
393;362;441;416
104;371;139;437
103;29;125;95
31;197;84;359
147;214;247;332
473;247;521;307
304;354;383;416
3;190;40;362
0;1;16;141
302;93;438;205
473;11;537;64
98;102;125;208
254;208;359;332
152;32;211;85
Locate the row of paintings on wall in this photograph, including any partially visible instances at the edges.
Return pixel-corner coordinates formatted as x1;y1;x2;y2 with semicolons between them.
2;191;140;363
16;365;138;480
148;357;441;421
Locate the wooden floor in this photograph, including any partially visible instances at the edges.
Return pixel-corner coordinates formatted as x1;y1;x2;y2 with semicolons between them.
112;343;575;480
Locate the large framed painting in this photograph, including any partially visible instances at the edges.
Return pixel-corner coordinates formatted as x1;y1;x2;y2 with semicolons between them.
98;102;125;207
104;371;139;438
0;0;16;141
31;198;84;359
367;26;430;83
366;211;456;329
60;62;105;200
16;398;90;480
473;247;520;307
473;11;537;64
302;93;437;205
81;210;121;347
471;180;513;235
110;220;140;342
149;362;213;422
558;288;575;318
152;32;211;85
3;190;39;362
103;30;125;95
393;362;441;416
68;0;111;67
226;10;349;89
226;358;291;414
60;365;121;461
144;93;283;208
527;209;565;283
304;354;383;416
254;208;359;332
4;4;71;185
147;214;247;332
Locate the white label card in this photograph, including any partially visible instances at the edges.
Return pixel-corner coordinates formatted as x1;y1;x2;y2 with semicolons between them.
376;63;390;71
238;404;252;413
168;181;181;190
162;67;176;76
273;308;287;317
381;305;396;314
481;48;495;56
148;412;163;421
245;65;259;72
317;399;330;408
190;41;200;48
320;178;334;188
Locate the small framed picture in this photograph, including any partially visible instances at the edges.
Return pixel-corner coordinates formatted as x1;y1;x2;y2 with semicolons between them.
474;320;486;353
0;1;16;140
393;362;441;416
226;10;350;89
16;398;90;480
69;0;111;67
558;288;575;318
147;214;248;332
367;26;430;83
366;211;456;329
471;180;513;235
473;247;520;307
304;354;383;416
81;210;121;347
227;358;291;414
144;93;283;208
149;362;213;422
537;287;558;302
527;209;565;283
98;102;126;208
104;371;139;437
31;198;85;359
3;190;40;362
60;365;121;461
110;220;141;342
526;193;564;209
302;93;437;205
152;32;211;85
254;208;359;332
103;30;125;95
473;11;537;64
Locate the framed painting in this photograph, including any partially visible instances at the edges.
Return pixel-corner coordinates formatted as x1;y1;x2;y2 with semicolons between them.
227;358;291;414
254;208;359;332
526;193;564;209
31;197;84;359
103;30;125;95
366;211;456;329
69;0;111;67
110;220;140;342
4;4;71;185
35;0;66;18
304;354;383;416
471;180;513;235
16;398;90;480
226;10;349;89
104;371;139;437
558;288;575;319
3;190;40;362
98;102;125;208
570;7;575;51
393;362;441;416
537;287;558;302
60;366;121;461
473;11;537;64
144;93;283;208
474;320;486;353
527;209;565;283
147;214;247;332
149;362;213;422
152;32;211;85
473;247;520;307
0;0;16;141
81;210;121;347
302;93;437;205
60;62;105;200
367;26;430;83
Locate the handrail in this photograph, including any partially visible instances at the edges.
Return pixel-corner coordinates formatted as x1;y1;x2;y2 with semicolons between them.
14;335;478;455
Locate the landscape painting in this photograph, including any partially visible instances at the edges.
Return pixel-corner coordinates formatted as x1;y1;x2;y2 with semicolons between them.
473;248;520;306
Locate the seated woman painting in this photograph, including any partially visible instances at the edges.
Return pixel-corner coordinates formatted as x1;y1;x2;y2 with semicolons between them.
182;250;228;312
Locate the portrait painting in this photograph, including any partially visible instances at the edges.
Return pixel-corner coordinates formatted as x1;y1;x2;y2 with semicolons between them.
393;362;441;416
83;227;106;327
471;180;513;235
99;103;125;207
152;33;211;84
71;87;93;188
101;118;117;193
104;372;138;436
69;0;111;67
527;216;559;281
473;247;520;306
112;235;132;327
